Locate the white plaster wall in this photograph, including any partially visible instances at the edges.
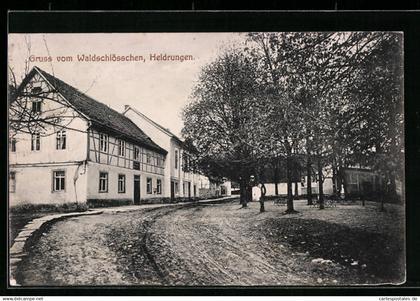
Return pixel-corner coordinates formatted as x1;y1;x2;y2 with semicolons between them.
252;178;334;201
9;163;88;206
9;116;88;165
223;181;232;196
123;108;172;197
86;162;165;200
9;74;89;165
123;107;220;199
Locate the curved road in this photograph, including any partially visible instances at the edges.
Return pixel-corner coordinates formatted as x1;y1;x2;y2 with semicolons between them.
17;200;395;286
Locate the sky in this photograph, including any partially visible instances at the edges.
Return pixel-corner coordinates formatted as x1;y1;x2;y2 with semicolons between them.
8;33;245;136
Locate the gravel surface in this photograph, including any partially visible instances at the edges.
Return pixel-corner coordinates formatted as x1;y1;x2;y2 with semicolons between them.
16;199;405;286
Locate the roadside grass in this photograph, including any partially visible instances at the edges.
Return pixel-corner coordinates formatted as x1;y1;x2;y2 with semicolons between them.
9;212;55;247
251;199;405;284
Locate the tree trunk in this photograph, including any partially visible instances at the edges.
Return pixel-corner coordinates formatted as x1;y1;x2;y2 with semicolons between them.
332;165;338;197
306;133;313;205
341;169;349;201
274;164;279;196
389;173;398;202
239;178;248;208
285;154;297;214
294;181;299;198
247;184;253;203
317;156;324;210
307;157;313;205
260;183;266;213
336;166;343;200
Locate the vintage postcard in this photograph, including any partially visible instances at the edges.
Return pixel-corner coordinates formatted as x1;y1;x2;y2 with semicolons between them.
8;32;405;286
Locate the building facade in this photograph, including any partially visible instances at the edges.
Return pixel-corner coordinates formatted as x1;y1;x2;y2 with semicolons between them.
123;106;231;200
9;67;167;207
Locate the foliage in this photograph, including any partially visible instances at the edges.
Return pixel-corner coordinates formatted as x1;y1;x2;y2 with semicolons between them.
183;32;403;210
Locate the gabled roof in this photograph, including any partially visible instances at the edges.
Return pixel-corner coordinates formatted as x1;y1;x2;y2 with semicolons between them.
123;105;184;146
22;67;167;155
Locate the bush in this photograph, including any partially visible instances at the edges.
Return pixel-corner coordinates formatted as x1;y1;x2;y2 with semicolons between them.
138;197;172;204
87;199;133;208
10;202;88;214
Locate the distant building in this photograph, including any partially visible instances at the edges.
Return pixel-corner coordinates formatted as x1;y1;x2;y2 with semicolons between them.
123;106;231;200
252;165;402;201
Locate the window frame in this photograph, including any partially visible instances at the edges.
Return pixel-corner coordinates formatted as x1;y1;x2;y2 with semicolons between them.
118;174;126;193
52;170;66;192
10;138;17;152
99;133;108;152
31;99;42;113
156;178;162;194
134;146;140;161
348;172;359;185
9;171;16;193
146;177;153;194
56;130;67;150
118;139;126;157
174;149;178;169
99;171;109;193
31;132;41;151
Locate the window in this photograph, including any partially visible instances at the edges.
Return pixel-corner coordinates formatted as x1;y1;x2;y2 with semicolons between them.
157;179;162;194
157;156;161;167
174;182;179;194
183;155;189;171
31;132;40;151
99;172;108;192
118;174;126;193
134;147;140;161
175;150;178;169
146;153;151;164
56;130;66;150
147;177;152;194
10;138;16;152
99;134;108;152
118;139;126;156
31;100;42;113
9;172;16;193
53;170;65;192
349;173;358;185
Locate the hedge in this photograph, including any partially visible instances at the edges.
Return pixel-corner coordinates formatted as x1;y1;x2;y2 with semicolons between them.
10;202;88;214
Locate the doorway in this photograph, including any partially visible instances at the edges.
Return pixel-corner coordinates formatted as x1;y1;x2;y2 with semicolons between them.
171;181;175;200
134;175;141;204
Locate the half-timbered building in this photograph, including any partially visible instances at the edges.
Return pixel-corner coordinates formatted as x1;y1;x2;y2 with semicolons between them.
9;67;167;207
123;106;232;200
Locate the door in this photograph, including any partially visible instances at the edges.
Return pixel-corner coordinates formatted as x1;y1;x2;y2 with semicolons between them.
134;175;141;204
188;182;191;198
171;181;175;200
194;185;197;197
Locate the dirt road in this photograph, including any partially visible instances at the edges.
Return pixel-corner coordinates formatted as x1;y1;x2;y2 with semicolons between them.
16;200;404;286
